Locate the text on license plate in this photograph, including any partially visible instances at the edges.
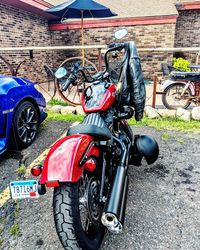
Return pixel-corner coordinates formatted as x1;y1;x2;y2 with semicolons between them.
10;180;39;199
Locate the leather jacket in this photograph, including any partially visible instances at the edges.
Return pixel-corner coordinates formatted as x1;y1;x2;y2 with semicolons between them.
119;41;146;121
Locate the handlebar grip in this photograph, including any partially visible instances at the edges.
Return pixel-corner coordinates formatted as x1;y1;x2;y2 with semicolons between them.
61;73;77;91
108;43;116;49
108;43;125;51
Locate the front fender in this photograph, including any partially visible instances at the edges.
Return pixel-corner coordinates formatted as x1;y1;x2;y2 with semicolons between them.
40;134;99;185
161;80;195;95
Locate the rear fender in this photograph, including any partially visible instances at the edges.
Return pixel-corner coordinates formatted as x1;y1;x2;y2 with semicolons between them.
40;134;99;186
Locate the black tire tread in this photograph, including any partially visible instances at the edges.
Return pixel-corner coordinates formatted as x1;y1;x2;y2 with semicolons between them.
53;183;80;250
53;182;104;250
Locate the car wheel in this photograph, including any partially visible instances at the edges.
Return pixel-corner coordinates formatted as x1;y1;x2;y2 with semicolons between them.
12;101;39;149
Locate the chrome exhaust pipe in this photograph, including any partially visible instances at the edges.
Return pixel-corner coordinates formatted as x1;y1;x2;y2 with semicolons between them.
101;212;123;234
101;166;129;234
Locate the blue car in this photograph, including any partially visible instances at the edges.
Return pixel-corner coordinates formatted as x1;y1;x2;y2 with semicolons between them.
0;75;47;154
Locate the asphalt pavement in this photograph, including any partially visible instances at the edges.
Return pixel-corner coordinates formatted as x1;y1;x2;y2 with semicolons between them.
1;121;200;250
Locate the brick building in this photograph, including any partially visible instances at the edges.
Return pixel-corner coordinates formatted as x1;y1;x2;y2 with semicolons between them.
0;0;200;80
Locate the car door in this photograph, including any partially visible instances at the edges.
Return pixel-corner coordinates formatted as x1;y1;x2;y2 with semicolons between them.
0;98;6;138
0;109;5;137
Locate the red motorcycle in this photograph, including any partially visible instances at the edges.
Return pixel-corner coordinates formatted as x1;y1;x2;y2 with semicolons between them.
28;38;159;250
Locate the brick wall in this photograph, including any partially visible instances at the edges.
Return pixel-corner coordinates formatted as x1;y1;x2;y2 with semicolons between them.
0;3;52;83
175;9;200;63
1;2;199;85
50;23;176;79
0;2;177;83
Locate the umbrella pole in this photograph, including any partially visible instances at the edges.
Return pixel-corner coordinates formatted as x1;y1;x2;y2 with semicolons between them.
81;10;85;66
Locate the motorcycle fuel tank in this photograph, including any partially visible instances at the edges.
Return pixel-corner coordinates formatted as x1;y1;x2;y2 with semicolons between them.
82;81;116;113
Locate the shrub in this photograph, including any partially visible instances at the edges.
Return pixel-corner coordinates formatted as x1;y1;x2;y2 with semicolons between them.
172;57;191;72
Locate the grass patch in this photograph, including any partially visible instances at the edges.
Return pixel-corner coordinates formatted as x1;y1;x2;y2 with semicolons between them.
175;138;185;144
9;224;20;236
14;201;20;219
48;98;68;106
15;165;26;176
161;133;171;141
47;110;200;133
129;116;200;133
47;111;84;123
0;238;3;247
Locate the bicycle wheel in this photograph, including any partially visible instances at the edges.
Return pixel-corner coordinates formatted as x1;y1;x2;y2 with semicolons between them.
162;83;192;109
56;57;98;106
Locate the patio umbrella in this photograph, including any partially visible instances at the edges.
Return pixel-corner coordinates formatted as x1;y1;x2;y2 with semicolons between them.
46;0;117;64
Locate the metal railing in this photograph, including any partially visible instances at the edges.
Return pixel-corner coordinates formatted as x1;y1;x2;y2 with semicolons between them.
0;45;200;69
1;45;200;107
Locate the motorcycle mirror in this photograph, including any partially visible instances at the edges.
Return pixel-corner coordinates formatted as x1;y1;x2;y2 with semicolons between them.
55;67;67;79
114;29;128;40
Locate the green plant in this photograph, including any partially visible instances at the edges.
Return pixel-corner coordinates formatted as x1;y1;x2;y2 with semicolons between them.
172;57;191;72
161;133;171;141
15;164;26;176
0;238;3;247
14;201;20;219
9;223;20;236
175;138;185;144
48;98;68;106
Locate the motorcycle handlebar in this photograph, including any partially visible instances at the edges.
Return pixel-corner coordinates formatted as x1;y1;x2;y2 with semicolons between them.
61;73;77;91
103;43;126;72
108;43;125;51
62;42;126;90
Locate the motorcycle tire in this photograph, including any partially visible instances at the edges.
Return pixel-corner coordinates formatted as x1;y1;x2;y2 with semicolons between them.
162;83;192;110
53;181;105;250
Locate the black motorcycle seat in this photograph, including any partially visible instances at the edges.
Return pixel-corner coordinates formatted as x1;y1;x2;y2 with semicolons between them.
67;124;112;141
170;71;200;82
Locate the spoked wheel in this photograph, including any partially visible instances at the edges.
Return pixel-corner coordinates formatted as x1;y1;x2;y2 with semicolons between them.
162;83;192;109
12;101;39;148
56;57;98;106
53;174;105;250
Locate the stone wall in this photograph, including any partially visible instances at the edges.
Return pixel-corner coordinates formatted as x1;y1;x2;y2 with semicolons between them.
0;3;52;83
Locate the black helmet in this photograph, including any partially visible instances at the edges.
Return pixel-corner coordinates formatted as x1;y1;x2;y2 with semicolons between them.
132;135;159;165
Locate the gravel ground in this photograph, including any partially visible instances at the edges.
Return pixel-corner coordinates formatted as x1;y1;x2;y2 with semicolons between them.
1;122;200;250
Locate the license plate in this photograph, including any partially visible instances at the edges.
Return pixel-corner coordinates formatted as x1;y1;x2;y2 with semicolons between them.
10;180;39;199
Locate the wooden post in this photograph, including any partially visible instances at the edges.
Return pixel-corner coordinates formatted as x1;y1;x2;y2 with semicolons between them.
152;75;157;108
98;48;102;71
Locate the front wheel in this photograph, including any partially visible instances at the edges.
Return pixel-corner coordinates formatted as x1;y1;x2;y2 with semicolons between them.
53;176;105;250
162;83;192;109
